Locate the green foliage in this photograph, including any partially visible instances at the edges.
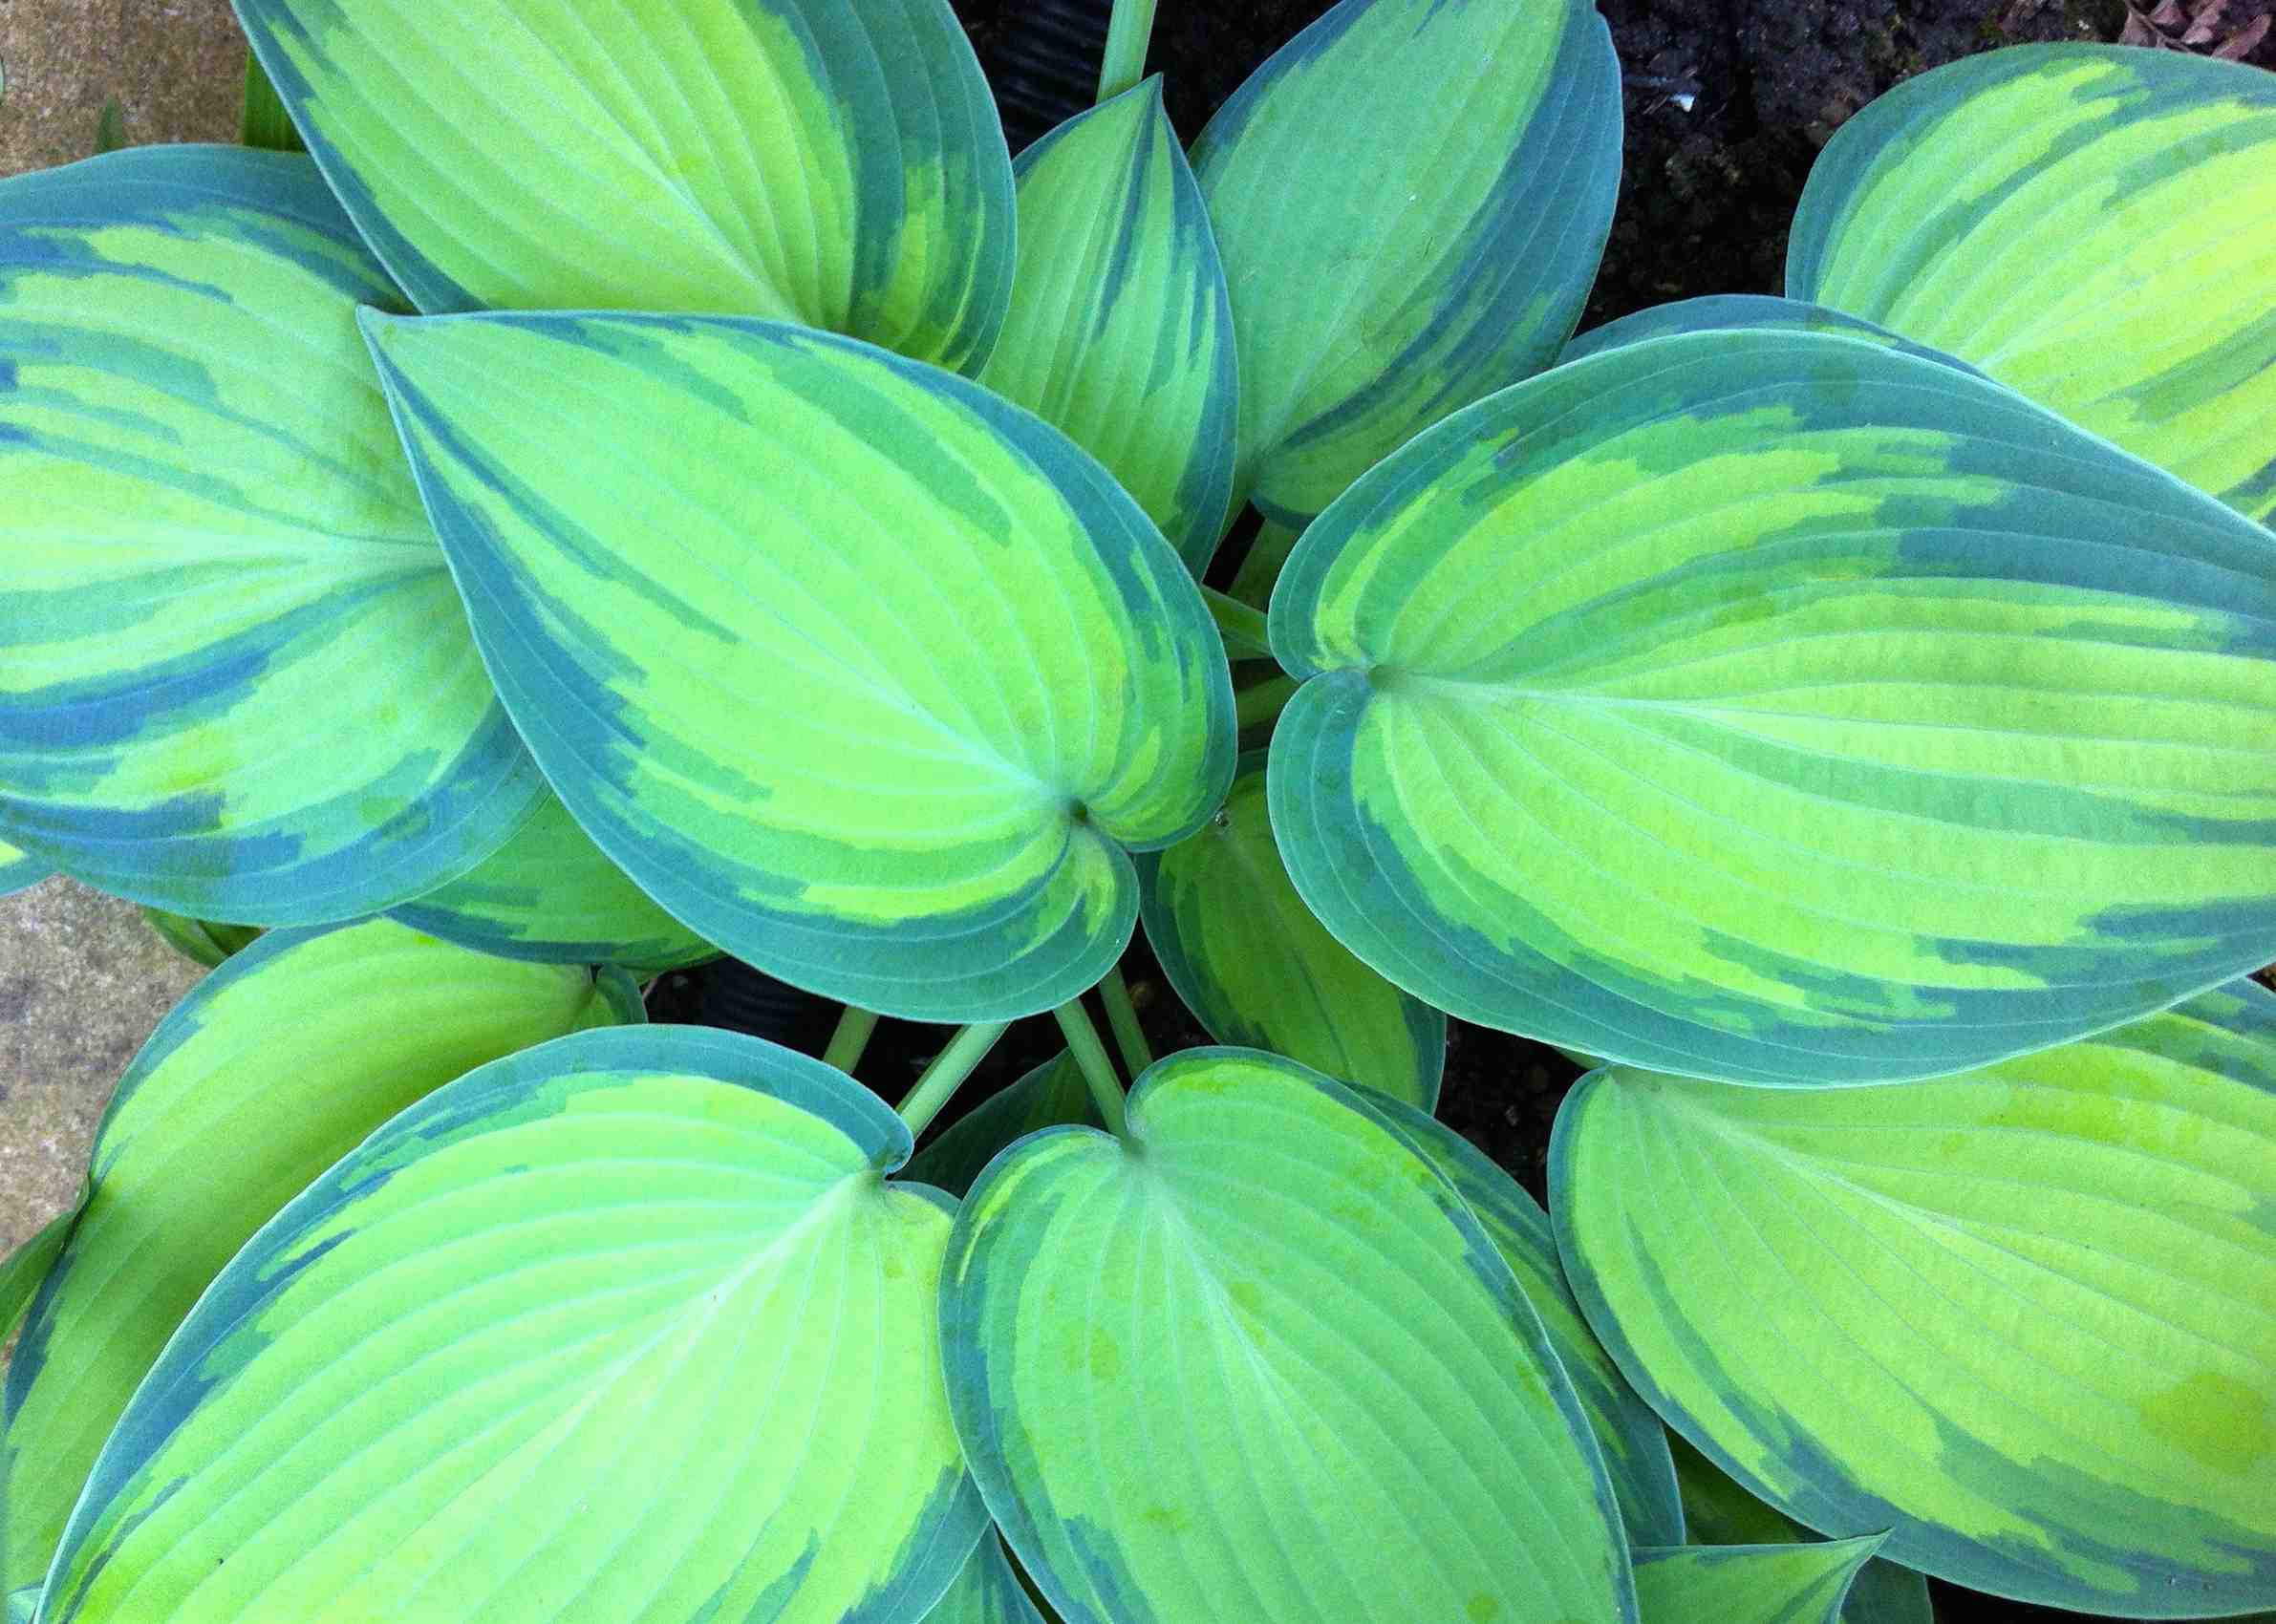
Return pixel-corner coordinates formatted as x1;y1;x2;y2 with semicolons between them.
0;5;2269;1622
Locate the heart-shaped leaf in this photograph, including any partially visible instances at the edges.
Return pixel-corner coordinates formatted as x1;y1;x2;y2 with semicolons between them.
976;80;1235;571
905;1051;1101;1200
1634;1540;1888;1624
1788;44;2276;524
0;146;543;921
366;310;1235;1022
1192;0;1621;524
1381;1095;1682;1544
942;1046;1635;1624
39;1025;983;1624
390;791;715;973
235;0;1013;369
1138;754;1443;1109
1269;327;2276;1084
1553;982;2276;1615
1;920;628;1601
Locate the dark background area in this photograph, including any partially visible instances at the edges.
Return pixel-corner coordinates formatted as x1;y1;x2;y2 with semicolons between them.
656;6;2275;1621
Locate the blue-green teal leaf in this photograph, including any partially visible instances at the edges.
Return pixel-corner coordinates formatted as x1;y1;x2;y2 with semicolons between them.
389;791;715;974
0;919;627;1602
40;1025;984;1624
234;0;1013;370
943;1046;1636;1624
1269;327;2276;1085
1192;0;1621;524
365;310;1235;1024
977;80;1235;572
0;145;543;923
1554;983;2276;1615
1379;1095;1682;1545
1560;293;1986;379
904;1051;1100;1200
1788;44;2276;524
1137;754;1443;1109
1634;1540;1888;1624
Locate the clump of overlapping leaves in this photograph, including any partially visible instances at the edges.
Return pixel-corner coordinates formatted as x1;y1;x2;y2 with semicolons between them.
0;0;2271;1620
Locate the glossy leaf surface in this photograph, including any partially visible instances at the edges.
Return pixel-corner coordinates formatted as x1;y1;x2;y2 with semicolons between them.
1192;0;1621;524
977;81;1235;570
0;920;619;1601
1383;1095;1682;1545
1634;1540;1886;1624
0;146;541;921
367;310;1235;1022
41;1026;982;1624
1789;45;2276;523
390;791;714;973
943;1047;1635;1624
1270;328;2276;1084
1138;755;1442;1109
1555;984;2276;1614
235;0;1014;369
905;1051;1101;1200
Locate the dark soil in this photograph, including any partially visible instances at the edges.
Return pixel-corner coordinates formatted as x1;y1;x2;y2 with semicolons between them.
658;9;2275;1622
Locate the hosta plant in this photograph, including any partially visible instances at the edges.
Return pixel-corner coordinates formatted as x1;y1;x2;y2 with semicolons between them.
0;0;2271;1620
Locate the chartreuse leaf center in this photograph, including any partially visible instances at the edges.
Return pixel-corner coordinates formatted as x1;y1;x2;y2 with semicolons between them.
37;1026;985;1624
1267;326;2276;1086
1554;981;2276;1614
362;309;1235;1024
942;1046;1636;1624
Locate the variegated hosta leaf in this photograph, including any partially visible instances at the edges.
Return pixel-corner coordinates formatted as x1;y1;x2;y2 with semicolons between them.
0;146;543;922
390;790;715;973
1553;983;2276;1615
1560;293;1986;379
39;1026;984;1624
904;1051;1100;1200
235;0;1014;369
942;1047;1636;1624
976;79;1235;572
1670;1437;1933;1624
0;919;627;1602
1634;1540;1888;1624
1269;328;2276;1085
1192;0;1621;525
366;310;1235;1023
0;841;46;898
1136;754;1444;1109
1788;44;2276;524
928;1535;1050;1624
1380;1095;1682;1545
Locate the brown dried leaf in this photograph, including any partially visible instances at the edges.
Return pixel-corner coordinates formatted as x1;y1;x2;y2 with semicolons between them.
2213;11;2271;53
2120;9;2162;42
